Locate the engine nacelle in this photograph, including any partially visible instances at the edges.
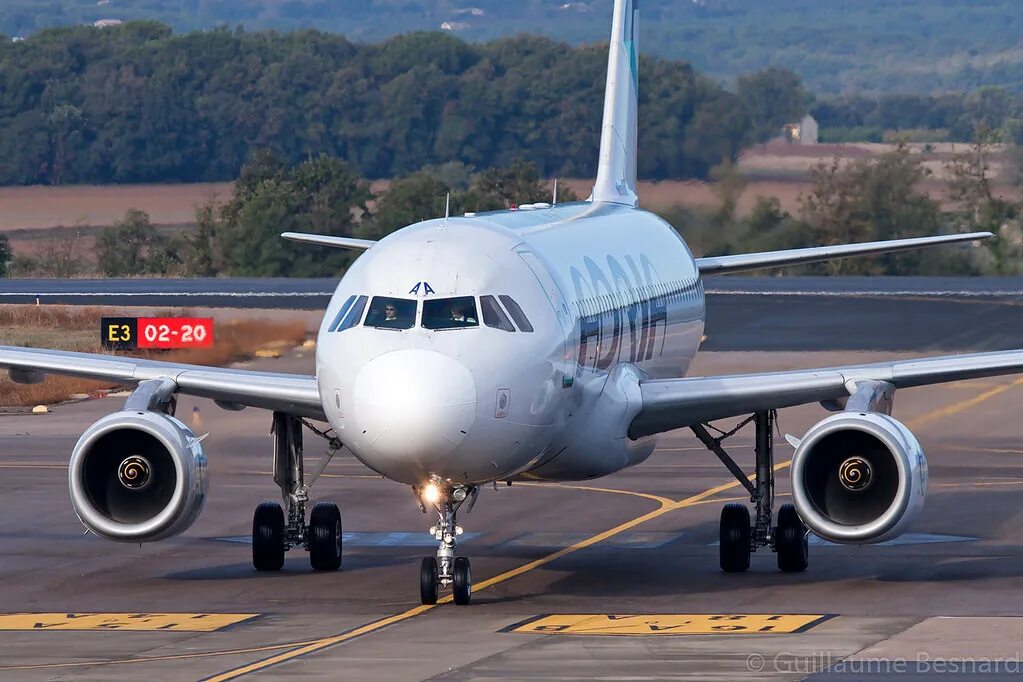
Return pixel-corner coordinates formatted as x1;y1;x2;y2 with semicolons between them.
68;410;208;542
791;412;927;544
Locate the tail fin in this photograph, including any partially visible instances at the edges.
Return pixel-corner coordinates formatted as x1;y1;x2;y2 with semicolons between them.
590;0;639;207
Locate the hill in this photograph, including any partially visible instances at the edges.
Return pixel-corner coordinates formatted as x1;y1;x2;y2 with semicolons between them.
3;0;1023;94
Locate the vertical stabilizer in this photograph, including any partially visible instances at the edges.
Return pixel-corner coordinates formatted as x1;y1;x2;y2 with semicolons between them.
590;0;639;207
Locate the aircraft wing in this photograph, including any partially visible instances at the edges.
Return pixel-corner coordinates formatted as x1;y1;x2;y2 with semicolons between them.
0;347;325;420
629;349;1023;438
281;232;376;250
695;232;991;276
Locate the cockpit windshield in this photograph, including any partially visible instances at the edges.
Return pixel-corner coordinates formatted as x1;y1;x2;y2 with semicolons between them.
364;296;417;330
422;296;479;330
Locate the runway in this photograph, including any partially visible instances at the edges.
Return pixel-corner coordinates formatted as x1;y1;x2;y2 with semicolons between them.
6;276;1023;351
2;349;1023;679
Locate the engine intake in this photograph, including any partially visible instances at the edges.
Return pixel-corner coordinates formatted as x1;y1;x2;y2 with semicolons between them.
791;412;927;544
69;410;207;542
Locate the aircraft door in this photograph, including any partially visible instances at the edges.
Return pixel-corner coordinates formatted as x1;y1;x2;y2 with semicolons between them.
516;247;576;374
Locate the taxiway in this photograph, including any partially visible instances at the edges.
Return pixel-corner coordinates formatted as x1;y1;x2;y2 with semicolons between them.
2;346;1023;679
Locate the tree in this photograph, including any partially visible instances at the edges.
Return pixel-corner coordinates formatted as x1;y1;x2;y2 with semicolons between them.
0;234;11;277
800;144;942;274
944;130;1023;273
370;172;452;239
708;159;746;230
96;209;180;277
737;67;806;143
461;159;574;212
210;153;372;276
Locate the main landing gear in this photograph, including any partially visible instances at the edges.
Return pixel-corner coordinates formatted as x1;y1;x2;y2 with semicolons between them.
252;412;345;572
417;481;479;605
691;410;809;574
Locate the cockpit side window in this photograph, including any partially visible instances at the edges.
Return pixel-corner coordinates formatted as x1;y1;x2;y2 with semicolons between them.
364;296;417;330
423;296;479;330
328;295;356;332
336;295;368;332
499;295;534;332
480;295;515;332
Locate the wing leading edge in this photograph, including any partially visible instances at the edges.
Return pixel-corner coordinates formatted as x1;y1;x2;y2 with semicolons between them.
0;347;324;420
281;232;376;251
695;232;992;276
630;349;1023;439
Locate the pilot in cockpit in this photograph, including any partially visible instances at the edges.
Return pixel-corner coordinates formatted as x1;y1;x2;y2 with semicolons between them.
377;303;404;328
449;303;477;325
366;297;416;329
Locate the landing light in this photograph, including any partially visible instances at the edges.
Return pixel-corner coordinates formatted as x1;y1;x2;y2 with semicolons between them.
423;483;441;505
452;487;468;502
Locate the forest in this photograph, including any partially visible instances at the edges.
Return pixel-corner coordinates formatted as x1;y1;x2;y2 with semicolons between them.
0;21;799;186
4;0;1023;95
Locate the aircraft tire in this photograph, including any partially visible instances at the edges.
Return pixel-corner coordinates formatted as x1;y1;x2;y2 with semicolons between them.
453;557;472;605
775;504;809;573
252;501;286;571
420;557;439;605
309;502;343;571
719;503;751;572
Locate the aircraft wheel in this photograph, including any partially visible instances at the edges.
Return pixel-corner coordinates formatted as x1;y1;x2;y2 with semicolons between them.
776;503;809;573
252;501;286;571
420;557;439;605
720;503;751;573
453;557;472;605
309;502;343;571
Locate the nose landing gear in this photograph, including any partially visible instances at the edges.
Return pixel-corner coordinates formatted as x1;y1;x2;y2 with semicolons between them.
417;482;478;605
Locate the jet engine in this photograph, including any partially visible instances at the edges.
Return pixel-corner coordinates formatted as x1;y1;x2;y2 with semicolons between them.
790;412;927;544
68;410;207;542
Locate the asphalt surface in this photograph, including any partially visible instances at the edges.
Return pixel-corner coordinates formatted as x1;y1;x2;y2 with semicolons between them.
3;347;1023;680
7;276;1023;352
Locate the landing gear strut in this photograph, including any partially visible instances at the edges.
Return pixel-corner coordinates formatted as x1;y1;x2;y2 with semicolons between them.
692;410;808;573
252;412;344;572
417;482;478;605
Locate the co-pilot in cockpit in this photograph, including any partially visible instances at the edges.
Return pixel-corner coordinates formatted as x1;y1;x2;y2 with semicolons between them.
423;296;478;330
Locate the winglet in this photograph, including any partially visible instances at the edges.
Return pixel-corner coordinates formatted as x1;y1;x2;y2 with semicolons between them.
589;0;639;207
281;232;376;251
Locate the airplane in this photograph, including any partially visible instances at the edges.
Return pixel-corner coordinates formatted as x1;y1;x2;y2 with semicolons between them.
0;0;1018;608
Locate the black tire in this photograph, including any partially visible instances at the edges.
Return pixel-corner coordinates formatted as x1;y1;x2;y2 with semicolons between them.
453;556;472;605
719;503;751;573
309;502;343;571
252;501;286;571
420;557;439;605
775;503;809;573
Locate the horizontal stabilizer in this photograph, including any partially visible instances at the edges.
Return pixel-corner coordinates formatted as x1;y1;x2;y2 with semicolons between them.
281;232;376;251
695;232;992;276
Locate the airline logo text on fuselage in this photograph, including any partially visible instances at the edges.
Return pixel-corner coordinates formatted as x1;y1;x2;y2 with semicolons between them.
570;253;670;371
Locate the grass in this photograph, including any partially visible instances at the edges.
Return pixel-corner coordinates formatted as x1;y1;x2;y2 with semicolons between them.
0;306;309;408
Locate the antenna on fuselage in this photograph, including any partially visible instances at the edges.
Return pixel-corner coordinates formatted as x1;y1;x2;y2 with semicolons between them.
552;178;558;206
444;192;451;221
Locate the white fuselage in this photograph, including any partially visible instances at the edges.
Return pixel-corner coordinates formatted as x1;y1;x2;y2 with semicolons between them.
315;201;704;486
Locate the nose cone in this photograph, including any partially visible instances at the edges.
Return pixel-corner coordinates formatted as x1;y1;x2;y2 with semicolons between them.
352;349;477;462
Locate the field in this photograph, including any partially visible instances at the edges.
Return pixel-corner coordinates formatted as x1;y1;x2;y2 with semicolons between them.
0;306;311;408
2;142;1019;266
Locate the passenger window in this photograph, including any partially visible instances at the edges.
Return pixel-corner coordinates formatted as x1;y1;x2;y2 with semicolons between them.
365;296;417;330
337;295;368;332
499;295;534;332
328;295;356;332
423;296;479;330
481;295;515;332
